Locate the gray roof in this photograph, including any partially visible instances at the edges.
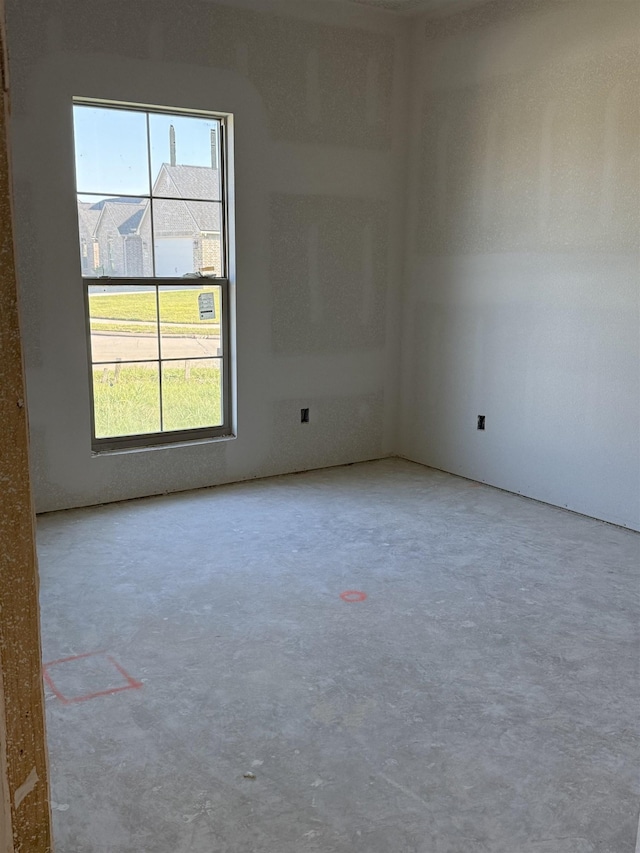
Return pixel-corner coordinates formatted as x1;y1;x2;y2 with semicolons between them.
78;198;146;238
77;164;221;241
145;163;221;235
100;200;147;235
77;202;102;240
153;164;220;202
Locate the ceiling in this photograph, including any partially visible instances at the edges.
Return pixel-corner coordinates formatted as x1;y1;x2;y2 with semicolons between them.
342;0;486;14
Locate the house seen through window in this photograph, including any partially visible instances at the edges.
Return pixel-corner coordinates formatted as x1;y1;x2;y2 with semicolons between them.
73;101;231;450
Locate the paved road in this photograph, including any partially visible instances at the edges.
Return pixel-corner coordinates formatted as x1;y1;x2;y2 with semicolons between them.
91;331;221;363
91;318;215;330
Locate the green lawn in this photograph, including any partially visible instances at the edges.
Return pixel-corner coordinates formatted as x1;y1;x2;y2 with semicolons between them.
93;363;222;438
90;287;221;323
89;288;221;336
91;320;219;337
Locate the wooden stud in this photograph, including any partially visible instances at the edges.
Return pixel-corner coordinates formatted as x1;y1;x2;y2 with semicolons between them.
0;4;53;851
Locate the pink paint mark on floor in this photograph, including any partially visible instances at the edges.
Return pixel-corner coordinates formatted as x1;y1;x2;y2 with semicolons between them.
43;651;142;705
340;590;367;603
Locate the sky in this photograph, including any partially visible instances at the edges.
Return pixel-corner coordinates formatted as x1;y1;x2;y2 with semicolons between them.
73;105;220;198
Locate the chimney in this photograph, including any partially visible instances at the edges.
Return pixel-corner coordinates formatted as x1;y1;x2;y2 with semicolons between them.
169;124;176;166
211;128;218;169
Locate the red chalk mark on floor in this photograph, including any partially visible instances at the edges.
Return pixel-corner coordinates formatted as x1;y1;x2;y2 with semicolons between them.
340;590;367;603
43;651;142;705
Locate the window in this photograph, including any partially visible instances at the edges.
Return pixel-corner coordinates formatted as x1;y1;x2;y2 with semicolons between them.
72;101;231;450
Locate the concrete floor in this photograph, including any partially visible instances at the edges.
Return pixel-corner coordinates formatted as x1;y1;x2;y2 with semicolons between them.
36;459;639;853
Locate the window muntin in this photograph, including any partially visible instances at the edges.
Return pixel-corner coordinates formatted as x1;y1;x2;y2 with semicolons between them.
73;101;230;449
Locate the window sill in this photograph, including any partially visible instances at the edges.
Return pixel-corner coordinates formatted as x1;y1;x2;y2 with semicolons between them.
91;432;236;457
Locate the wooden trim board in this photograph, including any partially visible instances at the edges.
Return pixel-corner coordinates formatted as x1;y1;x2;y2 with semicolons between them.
0;3;53;850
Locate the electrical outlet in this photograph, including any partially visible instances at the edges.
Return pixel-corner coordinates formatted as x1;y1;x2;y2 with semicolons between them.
301;408;310;424
477;415;486;431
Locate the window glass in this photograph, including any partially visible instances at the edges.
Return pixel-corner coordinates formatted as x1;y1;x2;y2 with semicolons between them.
161;358;223;432
88;285;159;363
77;196;152;278
152;200;223;277
73;106;150;196
73;101;230;447
149;113;222;197
158;285;221;360
92;362;161;438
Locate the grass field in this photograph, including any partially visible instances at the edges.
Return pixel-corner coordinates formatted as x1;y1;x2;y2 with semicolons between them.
89;288;221;337
93;363;222;438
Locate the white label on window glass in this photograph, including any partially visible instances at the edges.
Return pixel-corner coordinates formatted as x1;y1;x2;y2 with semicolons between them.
198;292;215;321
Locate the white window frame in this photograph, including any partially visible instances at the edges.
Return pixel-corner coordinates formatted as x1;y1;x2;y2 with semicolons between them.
73;99;233;452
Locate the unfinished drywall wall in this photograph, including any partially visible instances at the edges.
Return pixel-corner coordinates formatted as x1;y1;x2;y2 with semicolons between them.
6;0;638;528
0;7;52;849
4;0;409;512
400;0;640;530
